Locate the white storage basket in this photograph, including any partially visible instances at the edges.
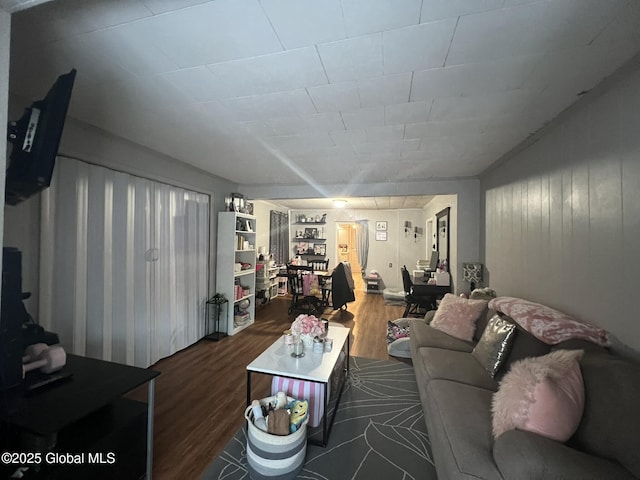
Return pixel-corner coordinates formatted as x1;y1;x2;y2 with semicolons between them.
244;395;308;480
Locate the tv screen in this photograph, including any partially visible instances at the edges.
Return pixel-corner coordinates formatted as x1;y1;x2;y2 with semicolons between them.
5;68;76;206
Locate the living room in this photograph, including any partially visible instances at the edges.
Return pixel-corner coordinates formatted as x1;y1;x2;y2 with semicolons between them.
1;1;640;479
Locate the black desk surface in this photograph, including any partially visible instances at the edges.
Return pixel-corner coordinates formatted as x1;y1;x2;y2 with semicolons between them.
1;354;159;435
411;279;451;294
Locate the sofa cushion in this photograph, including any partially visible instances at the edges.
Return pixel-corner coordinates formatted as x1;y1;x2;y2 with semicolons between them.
492;349;585;442
424;379;503;480
472;314;517;378
416;347;498;391
498;316;551;377
494;429;637;480
430;294;488;341
473;308;497;342
571;350;640;478
410;320;475;352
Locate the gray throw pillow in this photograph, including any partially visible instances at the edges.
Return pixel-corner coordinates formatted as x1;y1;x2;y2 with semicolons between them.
472;314;516;377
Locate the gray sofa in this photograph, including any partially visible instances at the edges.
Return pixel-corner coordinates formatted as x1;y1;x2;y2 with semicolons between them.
409;307;640;480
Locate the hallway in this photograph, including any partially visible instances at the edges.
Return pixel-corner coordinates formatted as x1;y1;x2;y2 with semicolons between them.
336;222;365;291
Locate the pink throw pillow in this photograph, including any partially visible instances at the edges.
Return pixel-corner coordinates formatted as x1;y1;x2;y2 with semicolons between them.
430;293;488;341
492;349;585;442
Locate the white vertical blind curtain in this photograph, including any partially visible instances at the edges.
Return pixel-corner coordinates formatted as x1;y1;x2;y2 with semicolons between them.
355;220;369;276
39;157;210;368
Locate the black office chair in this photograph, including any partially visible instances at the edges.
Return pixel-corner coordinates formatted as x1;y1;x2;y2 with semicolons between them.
401;265;437;317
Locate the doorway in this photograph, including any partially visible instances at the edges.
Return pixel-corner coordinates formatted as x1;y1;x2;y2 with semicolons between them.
336;223;363;290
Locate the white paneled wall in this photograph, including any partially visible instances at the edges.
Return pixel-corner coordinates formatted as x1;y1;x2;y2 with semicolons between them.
482;59;640;352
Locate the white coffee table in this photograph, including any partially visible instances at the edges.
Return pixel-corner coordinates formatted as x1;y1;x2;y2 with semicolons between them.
246;324;350;447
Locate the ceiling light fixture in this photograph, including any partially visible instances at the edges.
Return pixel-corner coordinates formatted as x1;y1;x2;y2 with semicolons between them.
333;199;347;208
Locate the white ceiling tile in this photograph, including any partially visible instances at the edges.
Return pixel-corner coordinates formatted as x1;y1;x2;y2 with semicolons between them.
523;46;630;96
383;19;457;74
141;0;210;15
136;0;283;68
356;152;400;165
587;0;640;50
127;74;196;106
358;73;412;107
261;0;346;49
364;125;405;142
194;98;236;120
72;24;181;76
429;90;538;122
542;0;630;47
307;81;361;112
399;156;481;178
404;119;463;142
315;145;357;160
341;106;385;129
266;112;345;136
329;130;366;146
266;132;335;154
350;162;400;183
385;100;432;125
410;57;537;101
219;89;317;121
399;150;433;163
354;138;420;154
405;115;538;140
420;0;504;23
161;67;226;102
206;47;328;98
72;1;153;29
342;0;422;38
238;120;278;137
9;0;640;188
10;0;153;45
447;0;627;66
446;3;549;65
502;0;543;6
70;75;194;126
317;34;383;83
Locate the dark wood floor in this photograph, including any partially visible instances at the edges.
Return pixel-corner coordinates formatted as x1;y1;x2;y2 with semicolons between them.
129;282;406;480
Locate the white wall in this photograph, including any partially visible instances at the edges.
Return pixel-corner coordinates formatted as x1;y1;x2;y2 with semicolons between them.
481;55;640;353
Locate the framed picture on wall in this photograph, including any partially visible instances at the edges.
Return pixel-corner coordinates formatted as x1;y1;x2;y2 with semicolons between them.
375;231;387;241
376;221;387;231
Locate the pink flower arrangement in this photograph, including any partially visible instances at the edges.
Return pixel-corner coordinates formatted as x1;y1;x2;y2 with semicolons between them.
291;314;325;336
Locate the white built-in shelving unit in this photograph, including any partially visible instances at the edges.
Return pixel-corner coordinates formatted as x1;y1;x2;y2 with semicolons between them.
216;212;257;335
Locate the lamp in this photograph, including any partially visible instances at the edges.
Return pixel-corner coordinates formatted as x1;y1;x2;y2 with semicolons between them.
404;221;412;236
333;199;347;208
462;263;483;292
414;226;423;242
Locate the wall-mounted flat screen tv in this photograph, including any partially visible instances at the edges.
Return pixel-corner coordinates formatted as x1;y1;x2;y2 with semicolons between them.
5;68;76;206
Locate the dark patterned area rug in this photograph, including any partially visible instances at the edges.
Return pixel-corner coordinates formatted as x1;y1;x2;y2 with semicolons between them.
200;357;436;480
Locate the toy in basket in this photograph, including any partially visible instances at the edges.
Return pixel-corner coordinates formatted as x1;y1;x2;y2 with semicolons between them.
244;394;310;479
